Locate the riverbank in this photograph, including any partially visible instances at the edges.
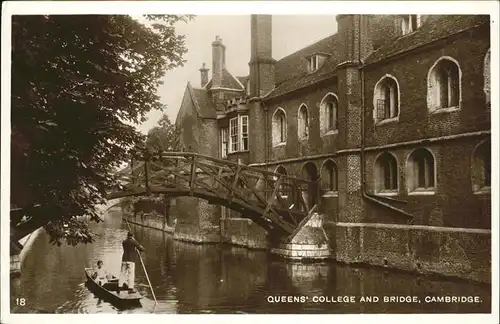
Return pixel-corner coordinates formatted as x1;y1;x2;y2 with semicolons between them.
123;211;491;284
10;227;44;277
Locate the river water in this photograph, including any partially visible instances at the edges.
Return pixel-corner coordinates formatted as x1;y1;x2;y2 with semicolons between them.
10;210;491;314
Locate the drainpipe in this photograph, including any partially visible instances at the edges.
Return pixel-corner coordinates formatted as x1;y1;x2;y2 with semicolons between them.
263;102;269;165
358;16;414;224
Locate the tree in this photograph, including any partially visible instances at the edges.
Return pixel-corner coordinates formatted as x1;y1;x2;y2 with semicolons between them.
146;113;180;152
11;14;193;245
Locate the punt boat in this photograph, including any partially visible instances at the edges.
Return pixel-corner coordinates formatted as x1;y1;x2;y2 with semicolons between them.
84;267;142;308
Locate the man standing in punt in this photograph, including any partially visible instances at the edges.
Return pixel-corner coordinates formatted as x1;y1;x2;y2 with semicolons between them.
118;231;145;292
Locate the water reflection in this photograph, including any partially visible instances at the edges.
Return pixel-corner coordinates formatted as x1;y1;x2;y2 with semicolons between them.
10;210;491;314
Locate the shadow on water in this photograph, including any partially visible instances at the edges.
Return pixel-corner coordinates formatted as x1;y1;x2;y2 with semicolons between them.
10;210;491;314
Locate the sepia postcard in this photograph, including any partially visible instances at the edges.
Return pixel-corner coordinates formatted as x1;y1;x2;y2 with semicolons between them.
1;1;499;324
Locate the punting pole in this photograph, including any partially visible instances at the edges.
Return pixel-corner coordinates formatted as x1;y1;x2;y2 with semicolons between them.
124;218;158;306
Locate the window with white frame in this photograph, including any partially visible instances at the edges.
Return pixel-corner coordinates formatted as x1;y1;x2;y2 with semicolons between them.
298;104;309;139
229;117;238;153
472;140;491;193
427;57;461;111
240;115;249;151
407;148;436;194
220;127;228;158
374;152;398;194
320;93;339;135
374;75;399;122
401;15;421;35
272;108;287;146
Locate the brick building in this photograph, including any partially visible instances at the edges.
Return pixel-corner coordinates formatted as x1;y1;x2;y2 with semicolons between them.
174;15;491;247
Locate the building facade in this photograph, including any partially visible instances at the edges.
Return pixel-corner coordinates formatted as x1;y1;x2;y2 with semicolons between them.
174;15;491;277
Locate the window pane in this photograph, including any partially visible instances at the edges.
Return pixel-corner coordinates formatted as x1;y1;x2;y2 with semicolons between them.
417;157;425;188
426;156;435;187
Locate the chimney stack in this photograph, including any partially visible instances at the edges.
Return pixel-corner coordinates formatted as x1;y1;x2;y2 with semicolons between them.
199;62;209;88
211;35;226;89
249;15;276;97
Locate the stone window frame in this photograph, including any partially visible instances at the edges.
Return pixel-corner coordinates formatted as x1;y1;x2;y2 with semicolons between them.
319;92;339;136
297;103;309;140
484;49;491;105
427;56;462;114
471;139;491;195
274;165;289;199
320;159;338;197
401;14;421;35
220;127;228;158
272;107;287;147
229;117;238;153
374;152;399;196
406;147;437;195
373;74;400;125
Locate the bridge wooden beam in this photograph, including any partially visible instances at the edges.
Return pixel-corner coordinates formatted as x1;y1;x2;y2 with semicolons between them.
189;155;197;196
261;177;286;228
226;162;242;204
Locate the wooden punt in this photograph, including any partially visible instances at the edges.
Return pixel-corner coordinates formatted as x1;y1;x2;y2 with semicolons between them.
84;267;142;307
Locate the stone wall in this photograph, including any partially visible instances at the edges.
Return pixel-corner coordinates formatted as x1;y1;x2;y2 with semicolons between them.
323;221;491;283
221;218;268;249
126;211;174;233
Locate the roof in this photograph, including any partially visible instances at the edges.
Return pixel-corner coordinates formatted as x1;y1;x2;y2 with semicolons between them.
236;76;249;89
189;85;216;118
364;15;490;65
205;68;246;91
175;82;216;126
266;34;342;99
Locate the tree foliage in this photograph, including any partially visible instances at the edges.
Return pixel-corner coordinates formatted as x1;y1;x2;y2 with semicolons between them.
11;14;193;245
146;113;180;152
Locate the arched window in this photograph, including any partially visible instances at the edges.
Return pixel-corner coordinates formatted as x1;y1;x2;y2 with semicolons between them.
484;49;490;104
321;159;338;193
427;57;461;111
272;108;287;146
472;140;491;193
297;104;309;139
320;93;339;135
373;75;400;123
374;152;398;194
407;148;436;194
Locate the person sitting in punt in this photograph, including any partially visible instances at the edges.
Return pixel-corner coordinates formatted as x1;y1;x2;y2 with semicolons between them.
92;260;110;286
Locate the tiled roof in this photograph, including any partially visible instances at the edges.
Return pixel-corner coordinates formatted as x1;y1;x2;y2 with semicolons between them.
205;68;246;91
190;86;216;118
364;15;490;65
236;76;249;90
266;34;342;99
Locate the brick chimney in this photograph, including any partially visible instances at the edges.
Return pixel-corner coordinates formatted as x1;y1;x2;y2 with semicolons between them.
199;62;209;88
249;15;276;97
211;35;226;89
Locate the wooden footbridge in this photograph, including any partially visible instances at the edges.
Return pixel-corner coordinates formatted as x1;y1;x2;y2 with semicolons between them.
108;152;319;240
